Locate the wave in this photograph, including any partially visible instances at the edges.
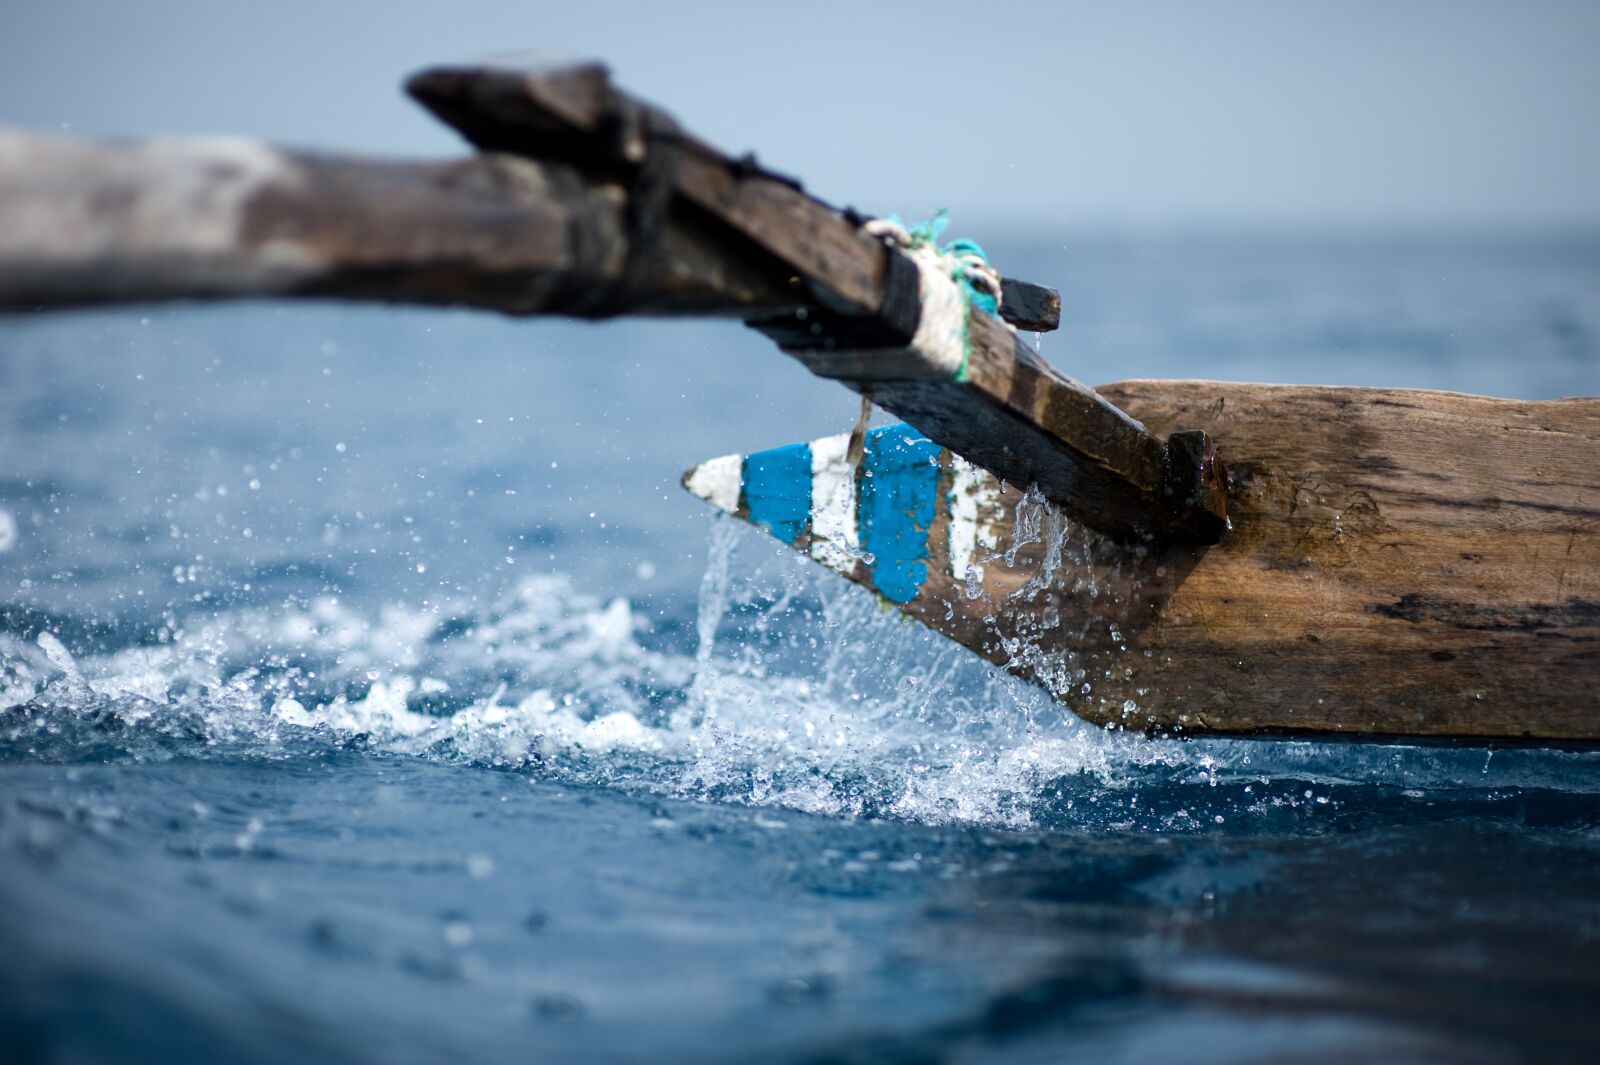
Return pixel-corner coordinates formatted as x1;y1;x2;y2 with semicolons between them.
3;517;1597;832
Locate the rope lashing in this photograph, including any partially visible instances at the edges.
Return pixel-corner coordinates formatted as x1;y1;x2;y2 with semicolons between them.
775;210;1014;385
863;211;1005;320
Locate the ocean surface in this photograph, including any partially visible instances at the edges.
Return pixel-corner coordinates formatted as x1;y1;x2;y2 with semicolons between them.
2;230;1599;1064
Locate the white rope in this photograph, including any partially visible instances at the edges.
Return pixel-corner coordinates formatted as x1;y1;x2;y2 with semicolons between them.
904;246;971;378
784;215;1012;384
863;218;1006;319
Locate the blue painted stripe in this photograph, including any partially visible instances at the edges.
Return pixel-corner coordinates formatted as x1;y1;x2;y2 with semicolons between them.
742;442;812;545
858;424;940;603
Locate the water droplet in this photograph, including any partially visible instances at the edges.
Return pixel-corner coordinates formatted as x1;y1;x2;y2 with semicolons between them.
442;920;474;947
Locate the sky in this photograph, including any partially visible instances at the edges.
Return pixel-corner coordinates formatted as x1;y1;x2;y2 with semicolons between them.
1;0;1597;229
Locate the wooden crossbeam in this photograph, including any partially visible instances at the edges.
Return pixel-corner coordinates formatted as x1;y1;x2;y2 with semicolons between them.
0;131;803;317
408;59;1222;543
0;57;1223;545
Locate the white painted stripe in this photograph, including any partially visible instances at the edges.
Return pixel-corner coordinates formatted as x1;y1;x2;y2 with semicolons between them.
808;432;858;574
947;457;981;580
947;456;1003;582
684;453;742;514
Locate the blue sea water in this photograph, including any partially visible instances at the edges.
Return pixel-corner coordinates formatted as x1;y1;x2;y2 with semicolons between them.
2;230;1599;1064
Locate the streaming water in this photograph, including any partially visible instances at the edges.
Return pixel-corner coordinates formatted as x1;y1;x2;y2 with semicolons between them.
3;231;1599;1063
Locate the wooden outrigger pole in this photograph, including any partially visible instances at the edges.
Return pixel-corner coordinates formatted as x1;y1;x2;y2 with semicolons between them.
1;58;1596;741
0;58;1221;546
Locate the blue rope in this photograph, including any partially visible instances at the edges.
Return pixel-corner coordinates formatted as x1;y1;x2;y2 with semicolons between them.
882;210;1001;319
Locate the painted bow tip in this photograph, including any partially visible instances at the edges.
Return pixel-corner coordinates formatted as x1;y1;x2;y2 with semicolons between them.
681;452;743;515
681;424;1004;606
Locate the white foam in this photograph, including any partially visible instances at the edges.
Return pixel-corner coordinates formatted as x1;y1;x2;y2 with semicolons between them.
4;529;1595;829
35;631;80;680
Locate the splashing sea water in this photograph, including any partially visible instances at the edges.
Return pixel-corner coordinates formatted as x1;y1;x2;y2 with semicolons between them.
3;237;1599;1063
5;516;1595;837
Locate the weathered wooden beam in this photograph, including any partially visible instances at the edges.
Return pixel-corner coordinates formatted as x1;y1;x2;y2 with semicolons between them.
0;58;1218;545
409;60;1066;331
997;277;1061;334
407;58;1220;543
0;130;803;317
685;384;1600;741
765;310;1229;544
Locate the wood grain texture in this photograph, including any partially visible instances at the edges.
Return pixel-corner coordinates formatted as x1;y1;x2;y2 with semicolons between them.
0;130;804;317
408;60;891;314
408;59;1062;331
1097;381;1600;739
788;311;1227;543
686;383;1600;741
1;59;1193;545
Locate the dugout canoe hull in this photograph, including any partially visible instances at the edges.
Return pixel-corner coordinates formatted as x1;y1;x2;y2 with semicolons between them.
684;381;1600;742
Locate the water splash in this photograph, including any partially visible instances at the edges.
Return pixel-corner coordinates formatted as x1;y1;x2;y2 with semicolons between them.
2;520;1597;831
